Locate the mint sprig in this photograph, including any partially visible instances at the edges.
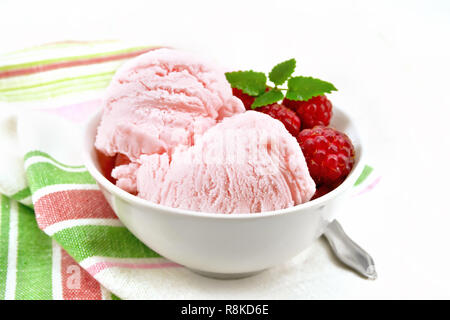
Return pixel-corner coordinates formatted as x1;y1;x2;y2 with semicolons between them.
225;58;337;109
269;58;296;86
225;71;266;96
252;89;284;108
286;76;337;101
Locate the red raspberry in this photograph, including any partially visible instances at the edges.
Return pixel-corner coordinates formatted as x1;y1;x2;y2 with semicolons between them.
311;180;344;199
232;88;255;110
232;87;271;110
96;150;116;183
115;153;131;167
96;151;132;184
283;95;332;129
297;126;355;186
311;184;334;200
258;103;301;137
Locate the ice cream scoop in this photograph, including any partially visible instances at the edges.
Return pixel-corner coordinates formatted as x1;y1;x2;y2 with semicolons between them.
95;48;244;162
117;111;315;213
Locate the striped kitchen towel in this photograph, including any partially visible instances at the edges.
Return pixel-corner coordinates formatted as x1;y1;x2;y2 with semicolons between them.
0;195;119;299
0;41;381;300
1;40;163;300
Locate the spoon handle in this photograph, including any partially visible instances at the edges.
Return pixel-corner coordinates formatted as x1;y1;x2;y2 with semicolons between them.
323;220;377;280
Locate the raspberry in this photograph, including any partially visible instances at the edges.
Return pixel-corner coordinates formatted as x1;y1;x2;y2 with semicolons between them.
96;150;116;183
311;184;334;200
232;87;270;110
96;151;132;184
311;180;344;199
258;103;301;137
283;95;332;129
115;153;131;167
232;88;255;110
297;126;355;186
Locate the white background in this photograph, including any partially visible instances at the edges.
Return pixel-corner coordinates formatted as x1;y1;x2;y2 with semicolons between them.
1;0;449;299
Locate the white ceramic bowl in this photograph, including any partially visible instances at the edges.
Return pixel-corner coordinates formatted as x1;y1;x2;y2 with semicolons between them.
83;106;365;278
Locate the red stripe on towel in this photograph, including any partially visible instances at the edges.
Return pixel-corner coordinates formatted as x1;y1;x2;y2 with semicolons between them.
0;47;159;79
34;190;117;230
61;249;102;300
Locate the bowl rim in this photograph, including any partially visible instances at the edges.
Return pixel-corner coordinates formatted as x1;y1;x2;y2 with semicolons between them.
82;106;365;220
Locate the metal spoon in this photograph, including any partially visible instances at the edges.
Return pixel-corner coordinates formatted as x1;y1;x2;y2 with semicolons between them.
324;220;377;280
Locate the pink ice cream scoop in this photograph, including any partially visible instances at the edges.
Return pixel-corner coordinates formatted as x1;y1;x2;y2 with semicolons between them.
95;48;244;162
114;111;316;214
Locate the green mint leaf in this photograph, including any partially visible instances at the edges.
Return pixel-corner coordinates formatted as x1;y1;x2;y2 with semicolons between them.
225;71;267;96
286;76;337;101
269;58;296;86
251;89;284;109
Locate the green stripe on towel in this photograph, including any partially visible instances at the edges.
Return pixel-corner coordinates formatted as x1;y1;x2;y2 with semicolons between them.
10;188;31;201
15;203;52;300
0;71;115;93
53;225;161;262
0;77;112;102
0;196;11;299
27;163;95;194
25;151;85;168
0;46;151;72
354;165;373;186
